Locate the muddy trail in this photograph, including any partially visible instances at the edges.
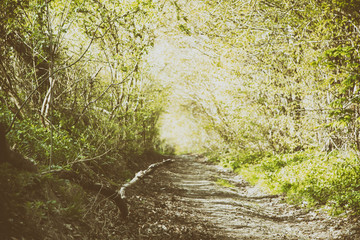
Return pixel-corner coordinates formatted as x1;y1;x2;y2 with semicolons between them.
120;155;360;239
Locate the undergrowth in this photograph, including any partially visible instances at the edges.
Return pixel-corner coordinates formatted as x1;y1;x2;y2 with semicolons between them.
0;164;88;239
209;149;360;216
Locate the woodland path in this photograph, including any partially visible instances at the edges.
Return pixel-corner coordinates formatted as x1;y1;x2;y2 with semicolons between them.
121;155;360;239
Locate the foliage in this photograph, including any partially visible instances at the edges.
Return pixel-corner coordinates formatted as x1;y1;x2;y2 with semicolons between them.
215;149;360;215
151;0;360;154
0;0;166;170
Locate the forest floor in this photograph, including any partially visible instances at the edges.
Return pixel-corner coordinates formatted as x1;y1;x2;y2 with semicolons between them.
118;154;360;239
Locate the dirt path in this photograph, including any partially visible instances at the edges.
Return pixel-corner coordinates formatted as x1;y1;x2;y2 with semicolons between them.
122;155;360;239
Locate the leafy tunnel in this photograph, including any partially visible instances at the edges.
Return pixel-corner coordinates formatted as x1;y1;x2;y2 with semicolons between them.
1;0;360;238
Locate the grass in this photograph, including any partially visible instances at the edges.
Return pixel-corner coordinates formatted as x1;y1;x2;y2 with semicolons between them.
210;149;360;216
215;178;236;188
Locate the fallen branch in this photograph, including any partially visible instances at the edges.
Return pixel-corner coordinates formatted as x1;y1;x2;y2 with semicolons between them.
51;158;174;218
119;159;175;200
